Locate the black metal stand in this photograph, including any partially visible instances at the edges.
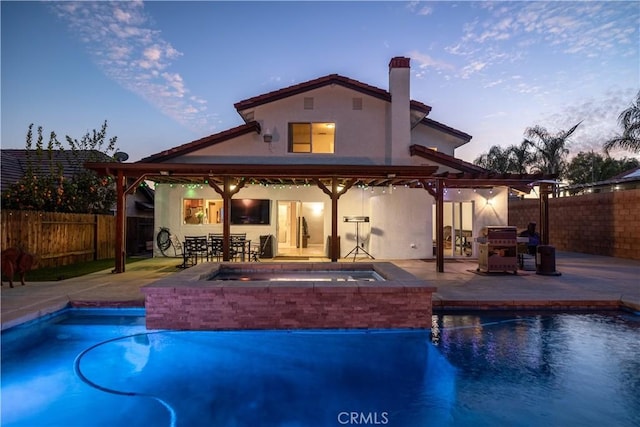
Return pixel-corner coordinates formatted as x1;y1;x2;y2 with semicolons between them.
344;220;374;261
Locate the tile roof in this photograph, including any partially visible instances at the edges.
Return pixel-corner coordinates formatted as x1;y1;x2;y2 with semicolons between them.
233;74;432;116
409;144;487;174
138;121;262;163
420;117;472;142
0;149;113;193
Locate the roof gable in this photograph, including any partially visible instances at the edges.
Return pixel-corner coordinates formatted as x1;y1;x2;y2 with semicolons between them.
138;121;261;163
233;74;431;118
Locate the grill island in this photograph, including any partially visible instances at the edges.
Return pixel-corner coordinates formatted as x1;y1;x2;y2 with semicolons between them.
476;226;518;274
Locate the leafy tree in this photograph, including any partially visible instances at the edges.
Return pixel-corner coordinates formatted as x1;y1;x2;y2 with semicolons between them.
566;151;639;186
524;122;581;176
604;91;640;154
2;121;118;214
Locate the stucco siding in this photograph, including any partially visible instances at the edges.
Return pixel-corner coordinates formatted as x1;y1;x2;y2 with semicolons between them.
153;182;508;260
410;125;459;156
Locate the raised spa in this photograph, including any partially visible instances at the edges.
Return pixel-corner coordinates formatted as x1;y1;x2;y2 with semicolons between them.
142;262;436;330
209;269;385;281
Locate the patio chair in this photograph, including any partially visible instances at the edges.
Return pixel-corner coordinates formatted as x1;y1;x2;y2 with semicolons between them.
250;235;271;262
170;234;183;257
230;234;247;261
208;233;244;261
181;238;197;268
182;236;209;267
209;235;223;261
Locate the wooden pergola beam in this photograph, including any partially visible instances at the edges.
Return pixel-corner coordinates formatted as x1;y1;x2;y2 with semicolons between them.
85;162;440;180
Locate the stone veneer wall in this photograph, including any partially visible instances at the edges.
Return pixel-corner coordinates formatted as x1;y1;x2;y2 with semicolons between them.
144;285;433;330
509;189;640;260
142;262;435;330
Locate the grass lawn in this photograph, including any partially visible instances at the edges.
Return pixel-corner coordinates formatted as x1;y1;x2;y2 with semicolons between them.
25;257;148;281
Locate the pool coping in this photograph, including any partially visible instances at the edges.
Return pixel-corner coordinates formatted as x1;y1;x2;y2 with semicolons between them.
2;296;637;333
142;261;432;289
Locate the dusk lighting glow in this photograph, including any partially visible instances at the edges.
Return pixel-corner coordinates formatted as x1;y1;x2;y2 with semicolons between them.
2;2;637;162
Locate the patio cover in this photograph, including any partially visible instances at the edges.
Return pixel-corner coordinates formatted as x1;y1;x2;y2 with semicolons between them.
85;161;555;273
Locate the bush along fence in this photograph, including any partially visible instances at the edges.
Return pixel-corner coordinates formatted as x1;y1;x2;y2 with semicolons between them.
1;210;115;268
509;188;640;261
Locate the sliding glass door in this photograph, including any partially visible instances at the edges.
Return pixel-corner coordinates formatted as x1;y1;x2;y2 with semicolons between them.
433;201;474;257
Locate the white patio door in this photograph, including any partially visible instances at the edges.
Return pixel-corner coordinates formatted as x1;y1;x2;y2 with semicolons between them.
277;200;325;256
277;201;299;249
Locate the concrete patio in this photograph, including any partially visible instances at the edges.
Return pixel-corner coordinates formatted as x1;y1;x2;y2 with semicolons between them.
1;251;638;331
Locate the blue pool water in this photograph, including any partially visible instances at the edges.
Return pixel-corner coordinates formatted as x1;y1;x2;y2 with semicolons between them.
1;309;639;427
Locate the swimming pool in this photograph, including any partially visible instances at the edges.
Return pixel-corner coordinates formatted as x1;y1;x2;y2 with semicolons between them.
1;309;639;426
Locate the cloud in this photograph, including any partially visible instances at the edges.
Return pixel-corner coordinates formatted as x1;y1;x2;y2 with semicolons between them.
446;2;639;78
51;1;215;133
460;60;487;79
406;1;433;16
408;50;454;78
484;79;503;89
540;87;638;155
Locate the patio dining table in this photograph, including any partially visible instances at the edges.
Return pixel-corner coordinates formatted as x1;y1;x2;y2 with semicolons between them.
209;234;252;262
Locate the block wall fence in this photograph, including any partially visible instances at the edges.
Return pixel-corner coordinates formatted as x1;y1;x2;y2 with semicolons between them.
508;188;640;260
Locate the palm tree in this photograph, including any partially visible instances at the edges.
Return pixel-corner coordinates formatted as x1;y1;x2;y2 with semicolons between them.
506;139;535;174
604;91;640;154
474;140;535;174
524;122;581;176
474;145;511;172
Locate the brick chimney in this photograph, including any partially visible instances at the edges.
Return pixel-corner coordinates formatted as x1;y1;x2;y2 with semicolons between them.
389;57;411;163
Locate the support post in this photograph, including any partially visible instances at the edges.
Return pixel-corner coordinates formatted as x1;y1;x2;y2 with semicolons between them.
209;177;245;261
114;170;126;273
435;179;444;273
330;178;339;262
314;177;356;262
222;177;232;261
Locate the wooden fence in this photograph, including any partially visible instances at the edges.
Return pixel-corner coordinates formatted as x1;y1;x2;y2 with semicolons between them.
1;210;116;268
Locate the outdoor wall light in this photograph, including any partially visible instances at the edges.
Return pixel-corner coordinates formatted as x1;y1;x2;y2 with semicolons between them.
263;128;273;143
159;170;170;176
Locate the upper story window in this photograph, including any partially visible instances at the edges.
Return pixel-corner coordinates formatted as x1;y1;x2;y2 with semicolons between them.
288;122;335;154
